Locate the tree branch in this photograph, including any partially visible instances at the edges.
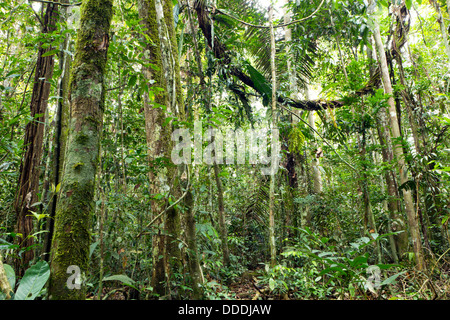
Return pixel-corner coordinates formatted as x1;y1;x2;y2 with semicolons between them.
29;0;82;7
213;0;326;29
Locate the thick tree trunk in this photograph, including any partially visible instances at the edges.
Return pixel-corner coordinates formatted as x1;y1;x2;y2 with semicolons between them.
138;0;171;297
139;0;185;297
14;2;58;277
0;253;12;299
48;0;113;300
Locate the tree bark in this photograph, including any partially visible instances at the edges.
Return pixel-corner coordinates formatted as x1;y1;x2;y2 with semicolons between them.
429;0;450;65
0;253;12;299
14;2;58;277
44;1;72;262
138;0;171;297
268;5;277;268
306;89;323;195
213;162;230;267
48;0;113;299
371;8;425;270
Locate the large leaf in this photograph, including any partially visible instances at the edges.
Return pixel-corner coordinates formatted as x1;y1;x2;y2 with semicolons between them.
102;274;138;290
3;263;15;289
380;271;407;286
14;261;50;300
244;62;272;106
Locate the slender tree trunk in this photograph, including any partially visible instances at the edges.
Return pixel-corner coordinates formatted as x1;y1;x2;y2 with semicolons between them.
282;0;297;239
375;115;407;262
429;0;450;65
48;0;113;299
14;2;58;277
183;3;207;297
360;115;382;263
160;0;187;282
44;2;72;262
307;108;323;194
268;5;277;268
184;182;203;299
371;10;425;270
213;162;230;267
155;0;184;287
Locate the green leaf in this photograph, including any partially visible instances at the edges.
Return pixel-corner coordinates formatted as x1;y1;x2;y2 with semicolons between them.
269;278;276;291
89;241;99;258
3;264;15;289
244;62;271;106
41;49;59;57
380;271;406;286
102;274;138;290
14;261;50;300
128;75;137;88
405;0;412;9
378;0;389;8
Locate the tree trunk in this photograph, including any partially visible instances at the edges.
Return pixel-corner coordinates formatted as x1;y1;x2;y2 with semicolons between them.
158;0;184;285
44;2;72;262
0;253;12;299
138;0;171;297
268;5;277;268
213;162;230;267
184;182;204;299
371;9;425;270
429;0;450;65
307;103;323;194
48;0;113;300
14;2;58;277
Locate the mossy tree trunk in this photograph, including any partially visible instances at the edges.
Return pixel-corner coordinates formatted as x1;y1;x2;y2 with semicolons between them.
0;253;12;299
138;0;170;297
213;162;231;267
138;0;184;298
48;0;113;300
157;0;184;285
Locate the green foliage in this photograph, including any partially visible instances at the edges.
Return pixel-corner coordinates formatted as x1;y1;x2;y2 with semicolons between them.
258;228;404;299
1;261;50;300
1;0;449;302
288;125;306;154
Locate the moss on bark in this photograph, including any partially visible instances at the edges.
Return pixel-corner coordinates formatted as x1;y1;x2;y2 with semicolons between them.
48;0;113;300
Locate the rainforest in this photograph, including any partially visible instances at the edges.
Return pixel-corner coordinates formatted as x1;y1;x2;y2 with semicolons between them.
0;0;450;302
